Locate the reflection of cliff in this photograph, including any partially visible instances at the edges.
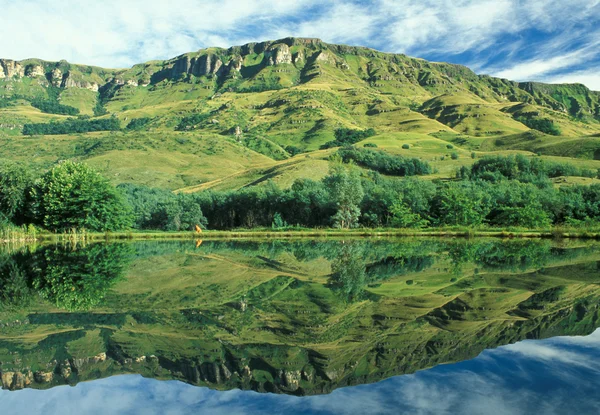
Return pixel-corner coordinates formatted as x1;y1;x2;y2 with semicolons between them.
1;240;600;394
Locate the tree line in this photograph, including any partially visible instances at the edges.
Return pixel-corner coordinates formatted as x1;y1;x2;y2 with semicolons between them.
22;116;121;135
1;155;599;233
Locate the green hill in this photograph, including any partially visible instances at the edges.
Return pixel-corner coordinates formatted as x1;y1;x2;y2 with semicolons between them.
1;37;600;191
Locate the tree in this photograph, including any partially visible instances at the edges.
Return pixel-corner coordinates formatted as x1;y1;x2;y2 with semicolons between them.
30;161;132;231
324;163;364;229
389;201;428;228
0;162;33;223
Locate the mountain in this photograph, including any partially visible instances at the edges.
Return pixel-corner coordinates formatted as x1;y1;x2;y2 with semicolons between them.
1;37;600;190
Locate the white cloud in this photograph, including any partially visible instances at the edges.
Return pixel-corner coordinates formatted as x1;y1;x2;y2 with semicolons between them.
0;0;599;89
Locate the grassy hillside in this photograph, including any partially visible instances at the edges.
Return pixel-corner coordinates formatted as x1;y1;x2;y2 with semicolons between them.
1;37;600;191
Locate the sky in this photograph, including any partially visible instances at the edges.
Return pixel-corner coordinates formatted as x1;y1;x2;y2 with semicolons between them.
2;329;600;414
1;0;599;90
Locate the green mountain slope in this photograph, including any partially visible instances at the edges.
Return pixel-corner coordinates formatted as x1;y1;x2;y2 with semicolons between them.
1;37;600;190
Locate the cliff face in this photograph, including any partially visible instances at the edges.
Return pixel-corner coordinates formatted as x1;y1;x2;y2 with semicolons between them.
0;37;598;119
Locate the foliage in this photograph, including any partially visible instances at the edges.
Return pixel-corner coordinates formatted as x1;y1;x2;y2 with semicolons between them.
119;183;207;231
324;163;364;229
467;155;596;183
23;117;120;135
0;163;34;223
320;128;376;149
176;112;212;131
126;117;152;130
389;202;428;228
30;161;132;231
516;116;561;135
335;147;432;176
30;98;80;115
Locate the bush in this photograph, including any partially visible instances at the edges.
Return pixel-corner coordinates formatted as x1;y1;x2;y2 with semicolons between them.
335;147;432;176
446;144;454;149
471;152;476;159
364;143;378;148
402;144;410;149
451;152;459;160
320;128;376;149
516;116;561;136
30;99;79;116
23;117;120;135
126;117;152;131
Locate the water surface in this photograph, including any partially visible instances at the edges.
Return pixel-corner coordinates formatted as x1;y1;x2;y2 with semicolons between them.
1;238;599;414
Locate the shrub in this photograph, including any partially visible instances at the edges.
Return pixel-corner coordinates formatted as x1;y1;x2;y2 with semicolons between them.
402;144;410;149
451;152;459;160
335;147;432;176
320;128;376;149
23;117;120;135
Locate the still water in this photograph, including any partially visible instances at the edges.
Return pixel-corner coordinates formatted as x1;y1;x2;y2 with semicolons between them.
1;238;599;414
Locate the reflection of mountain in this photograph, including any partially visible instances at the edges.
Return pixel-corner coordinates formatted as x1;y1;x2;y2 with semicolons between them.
1;240;599;394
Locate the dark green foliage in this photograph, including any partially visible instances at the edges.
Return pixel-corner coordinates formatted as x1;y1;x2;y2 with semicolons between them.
469;155;596;183
446;144;454;149
516;116;561;135
450;152;459;160
401;144;410;149
119;184;207;231
364;143;378;148
285;145;304;156
176;112;211;131
23;117;120;135
335;147;432;176
320;128;376;149
126;117;152;130
30;98;80;116
0;163;34;223
30;161;132;231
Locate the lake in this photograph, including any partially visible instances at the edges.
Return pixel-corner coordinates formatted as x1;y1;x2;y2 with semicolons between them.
1;238;600;414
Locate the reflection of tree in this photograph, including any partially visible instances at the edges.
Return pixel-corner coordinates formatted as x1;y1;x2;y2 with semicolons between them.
328;243;367;302
0;244;133;311
0;251;33;308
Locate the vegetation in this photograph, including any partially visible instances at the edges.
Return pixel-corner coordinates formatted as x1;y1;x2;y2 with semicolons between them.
30;98;80;116
320;128;376;149
335;147;432;176
23;117;120;135
516;116;562;135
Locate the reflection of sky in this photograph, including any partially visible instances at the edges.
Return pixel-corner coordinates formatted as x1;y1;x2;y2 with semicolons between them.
4;330;600;415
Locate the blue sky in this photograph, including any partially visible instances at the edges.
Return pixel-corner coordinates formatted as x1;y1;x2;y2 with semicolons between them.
1;0;599;89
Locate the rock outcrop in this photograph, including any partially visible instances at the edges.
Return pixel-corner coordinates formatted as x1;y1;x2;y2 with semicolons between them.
266;44;293;66
25;64;45;77
0;59;24;78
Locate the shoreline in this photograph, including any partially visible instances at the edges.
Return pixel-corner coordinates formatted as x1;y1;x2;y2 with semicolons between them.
25;228;600;242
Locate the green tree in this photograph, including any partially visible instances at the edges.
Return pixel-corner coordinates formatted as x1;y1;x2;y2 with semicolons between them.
324;163;364;229
496;202;552;228
0;162;33;223
30;161;132;231
389;201;428;228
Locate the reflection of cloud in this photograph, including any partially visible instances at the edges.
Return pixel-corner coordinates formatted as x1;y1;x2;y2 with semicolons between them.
3;330;600;414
